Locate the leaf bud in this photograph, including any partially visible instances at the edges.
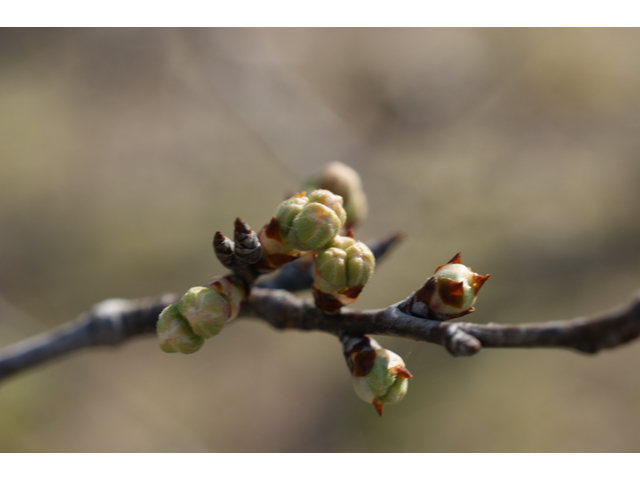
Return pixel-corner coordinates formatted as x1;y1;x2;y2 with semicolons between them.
305;162;368;227
409;253;490;319
347;338;412;416
157;303;204;354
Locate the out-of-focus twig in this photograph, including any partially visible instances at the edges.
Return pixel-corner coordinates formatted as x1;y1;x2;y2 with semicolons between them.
0;294;178;382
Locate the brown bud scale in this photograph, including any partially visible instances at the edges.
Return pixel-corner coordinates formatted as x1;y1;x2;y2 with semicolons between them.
233;217;262;264
343;336;376;377
438;278;465;309
312;286;344;313
389;364;413;380
213;231;235;268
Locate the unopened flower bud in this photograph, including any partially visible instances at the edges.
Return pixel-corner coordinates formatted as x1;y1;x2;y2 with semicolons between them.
305;162;368;227
205;275;246;320
275;193;308;240
276;189;346;251
157;303;204;354
348;338;412;416
408;253;490;320
313;236;375;294
288;201;343;251
178;286;231;339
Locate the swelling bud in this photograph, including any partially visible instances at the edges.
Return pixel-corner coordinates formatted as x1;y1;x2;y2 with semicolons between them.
313;236;375;293
178;277;245;339
157;303;204;354
276;189;347;251
348;338;412;416
408;253;490;320
312;235;375;312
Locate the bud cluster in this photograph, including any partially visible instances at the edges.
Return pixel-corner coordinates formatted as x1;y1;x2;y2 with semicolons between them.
343;335;412;416
405;252;490;320
256;189;348;272
312;235;375;312
254;185;376;311
157;276;246;354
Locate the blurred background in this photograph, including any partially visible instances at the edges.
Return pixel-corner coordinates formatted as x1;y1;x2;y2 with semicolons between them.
1;28;640;452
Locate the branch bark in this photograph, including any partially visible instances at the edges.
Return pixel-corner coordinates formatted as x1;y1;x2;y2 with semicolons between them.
2;286;640;383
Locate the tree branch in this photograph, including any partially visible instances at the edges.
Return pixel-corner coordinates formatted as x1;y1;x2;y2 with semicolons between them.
0;294;178;381
2;286;640;383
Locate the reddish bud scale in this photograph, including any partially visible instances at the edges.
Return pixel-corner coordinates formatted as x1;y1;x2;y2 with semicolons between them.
342;335;377;377
348;338;412;416
405;253;490;320
255;218;302;272
312;284;365;313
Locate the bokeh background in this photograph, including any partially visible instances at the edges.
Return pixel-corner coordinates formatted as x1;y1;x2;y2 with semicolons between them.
1;28;640;452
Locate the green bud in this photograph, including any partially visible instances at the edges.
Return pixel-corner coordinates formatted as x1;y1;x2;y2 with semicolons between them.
178;286;231;339
287;201;344;251
412;253;490;318
351;340;412;416
307;189;348;226
157;303;204;354
345;241;375;288
312;236;375;294
206;276;246;320
275;193;308;239
313;247;348;293
273;190;347;252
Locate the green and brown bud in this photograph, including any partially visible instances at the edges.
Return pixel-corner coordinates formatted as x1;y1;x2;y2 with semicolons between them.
344;336;412;416
157;303;204;354
305;162;368;228
283;190;347;251
407;253;490;320
312;235;375;311
178;277;246;339
257;189;347;271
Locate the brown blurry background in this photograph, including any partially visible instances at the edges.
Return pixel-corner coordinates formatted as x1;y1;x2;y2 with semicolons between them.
1;28;639;452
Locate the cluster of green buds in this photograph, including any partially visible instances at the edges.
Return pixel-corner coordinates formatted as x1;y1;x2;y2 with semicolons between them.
404;253;490;320
312;235;376;312
304;162;368;229
343;335;412;416
256;189;347;271
157;275;246;354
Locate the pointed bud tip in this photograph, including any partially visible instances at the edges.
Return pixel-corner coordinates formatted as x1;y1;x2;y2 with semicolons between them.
472;273;491;293
435;252;462;272
448;252;462;264
390;365;413;380
264;217;281;240
373;398;384;417
234;217;251;234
